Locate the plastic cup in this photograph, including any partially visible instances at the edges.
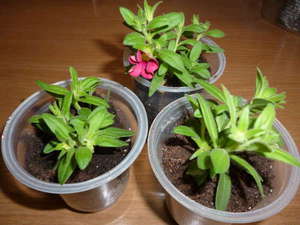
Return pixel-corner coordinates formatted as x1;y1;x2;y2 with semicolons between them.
148;94;300;224
1;78;148;212
123;37;226;123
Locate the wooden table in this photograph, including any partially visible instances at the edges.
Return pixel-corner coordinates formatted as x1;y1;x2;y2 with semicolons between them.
0;0;299;224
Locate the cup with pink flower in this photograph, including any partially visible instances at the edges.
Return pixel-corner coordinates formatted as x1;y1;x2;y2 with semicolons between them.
120;0;226;123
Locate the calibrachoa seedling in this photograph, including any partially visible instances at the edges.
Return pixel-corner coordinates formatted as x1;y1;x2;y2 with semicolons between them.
120;0;225;96
29;67;134;184
173;68;300;210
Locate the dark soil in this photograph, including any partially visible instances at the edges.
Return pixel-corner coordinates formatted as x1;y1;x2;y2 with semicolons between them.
24;105;132;184
162;134;274;212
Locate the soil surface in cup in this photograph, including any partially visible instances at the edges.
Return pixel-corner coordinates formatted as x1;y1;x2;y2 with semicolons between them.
24;106;132;184
162;133;274;212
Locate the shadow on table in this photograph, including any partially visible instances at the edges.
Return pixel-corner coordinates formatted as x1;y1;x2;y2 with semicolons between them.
133;150;177;225
0;127;65;210
92;37;134;90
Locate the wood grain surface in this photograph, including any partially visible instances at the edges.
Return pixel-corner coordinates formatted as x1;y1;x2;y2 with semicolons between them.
0;0;300;224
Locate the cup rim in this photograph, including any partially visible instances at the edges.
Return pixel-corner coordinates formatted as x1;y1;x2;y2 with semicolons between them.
148;94;300;223
1;78;148;194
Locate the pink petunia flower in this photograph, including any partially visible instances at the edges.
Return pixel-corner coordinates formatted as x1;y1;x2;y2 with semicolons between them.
128;50;159;80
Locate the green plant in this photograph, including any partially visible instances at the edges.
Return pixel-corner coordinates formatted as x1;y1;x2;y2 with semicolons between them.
173;68;300;211
29;67;134;184
120;0;224;96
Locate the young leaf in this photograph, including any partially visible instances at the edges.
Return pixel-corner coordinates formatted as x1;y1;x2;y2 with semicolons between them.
41;113;71;141
43;141;59;154
78;95;109;107
95;136;128;147
87;107;110;135
183;24;206;33
80;77;100;92
123;32;145;47
173;125;200;139
77;107;91;121
149;72;166;97
36;80;70;96
98;127;134;138
206;29;225;38
119;7;136;26
70;118;85;139
254;104;275;130
261;148;300;167
237;106;249;132
158;49;186;72
230;155;264;197
197;95;218;147
222;85;237;128
62;92;72;119
197;151;211;170
215;173;231;211
189;42;202;62
75;147;92;170
58;150;76;184
148;12;183;31
194;79;224;102
69;66;79;94
210;149;230;174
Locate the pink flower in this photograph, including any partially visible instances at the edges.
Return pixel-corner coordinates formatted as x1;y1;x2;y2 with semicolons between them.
128;50;159;80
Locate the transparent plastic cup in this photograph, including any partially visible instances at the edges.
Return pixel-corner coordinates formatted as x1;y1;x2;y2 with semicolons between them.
123;38;226;123
1;78;148;212
148;94;300;225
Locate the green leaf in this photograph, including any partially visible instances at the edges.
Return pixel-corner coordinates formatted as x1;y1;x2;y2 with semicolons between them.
75;147;92;170
261;148;300;167
43;141;59;154
183;24;206;33
194;79;224;102
158;49;186;72
95;136;128;147
58;150;76;184
119;7;136;26
215;113;228;132
98;127;134;138
238;106;249;132
80;77;100;92
254;104;275;130
87;107;111;135
210;149;230;174
41;113;71;141
70;118;85;138
149;64;167;97
173;71;193;87
28;115;42;124
62;92;72;119
123;32;145;47
173;125;200;138
222;85;237;128
191;67;211;80
189;42;203;62
148;12;183;30
206;29;225;38
215;173;231;210
151;1;163;16
197;151;211;170
36;80;70;96
231;155;264;197
78;95;109;107
69;66;79;93
197;95;218;147
77;107;91;121
179;39;199;46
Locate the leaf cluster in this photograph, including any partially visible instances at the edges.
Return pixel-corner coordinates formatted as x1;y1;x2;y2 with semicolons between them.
29;67;134;184
174;69;299;210
120;0;225;96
